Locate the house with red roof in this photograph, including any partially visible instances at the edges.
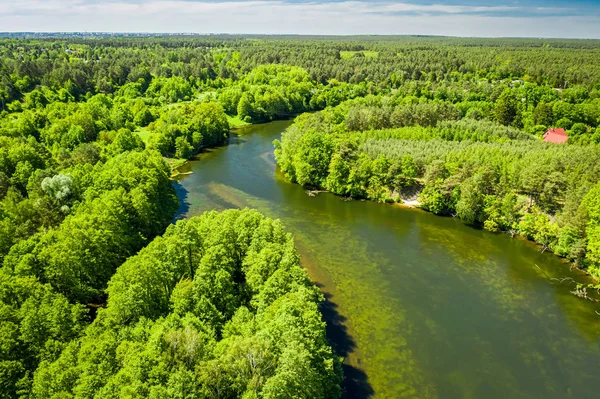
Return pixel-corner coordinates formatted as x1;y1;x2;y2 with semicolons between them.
543;128;568;144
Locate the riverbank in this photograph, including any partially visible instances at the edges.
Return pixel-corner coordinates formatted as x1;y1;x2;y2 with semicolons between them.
167;116;295;177
167;121;256;177
305;183;599;285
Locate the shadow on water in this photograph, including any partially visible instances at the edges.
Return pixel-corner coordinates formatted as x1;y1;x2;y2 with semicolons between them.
317;284;374;398
342;365;374;399
171;180;190;221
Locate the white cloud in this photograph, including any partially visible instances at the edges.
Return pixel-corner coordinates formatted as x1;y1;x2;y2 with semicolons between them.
0;0;520;15
0;0;599;38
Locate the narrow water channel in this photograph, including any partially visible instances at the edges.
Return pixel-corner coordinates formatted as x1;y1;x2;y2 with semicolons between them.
173;120;600;398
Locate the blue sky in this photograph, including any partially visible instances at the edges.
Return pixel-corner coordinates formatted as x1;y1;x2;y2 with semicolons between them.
1;0;600;38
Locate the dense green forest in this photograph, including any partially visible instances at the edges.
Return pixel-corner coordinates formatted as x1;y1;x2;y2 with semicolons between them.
2;35;600;397
32;209;342;398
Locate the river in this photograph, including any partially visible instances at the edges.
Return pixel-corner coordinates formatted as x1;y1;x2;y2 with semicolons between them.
173;120;600;398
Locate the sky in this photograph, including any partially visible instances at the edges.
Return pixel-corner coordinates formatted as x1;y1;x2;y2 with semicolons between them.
1;0;600;38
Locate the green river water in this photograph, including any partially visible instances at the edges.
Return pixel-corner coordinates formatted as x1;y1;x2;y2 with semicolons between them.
173;120;600;398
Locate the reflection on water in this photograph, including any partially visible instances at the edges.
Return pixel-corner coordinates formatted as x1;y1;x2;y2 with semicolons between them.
174;120;600;398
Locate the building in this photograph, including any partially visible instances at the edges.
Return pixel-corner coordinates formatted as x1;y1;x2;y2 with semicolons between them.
543;128;568;144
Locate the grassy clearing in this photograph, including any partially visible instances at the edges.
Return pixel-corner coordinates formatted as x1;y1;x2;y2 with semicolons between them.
196;91;217;101
166;157;188;177
227;114;251;128
136;127;153;145
340;50;379;59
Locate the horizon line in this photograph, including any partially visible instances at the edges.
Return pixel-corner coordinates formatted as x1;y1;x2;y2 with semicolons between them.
1;32;600;40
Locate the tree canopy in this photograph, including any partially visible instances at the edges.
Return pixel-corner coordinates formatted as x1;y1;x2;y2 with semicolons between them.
32;209;342;399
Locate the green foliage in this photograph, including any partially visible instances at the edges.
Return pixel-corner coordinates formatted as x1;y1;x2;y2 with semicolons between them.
230;65;315;123
147;102;229;158
32;210;342;399
495;89;523;128
105;128;145;157
146;76;193;103
4;150;178;304
583;183;600;277
175;136;193;159
0;271;88;397
533;103;554;126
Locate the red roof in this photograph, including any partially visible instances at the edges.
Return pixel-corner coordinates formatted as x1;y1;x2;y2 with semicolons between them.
543;128;568;144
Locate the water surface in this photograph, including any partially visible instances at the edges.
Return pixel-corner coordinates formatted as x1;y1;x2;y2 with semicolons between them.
174;120;600;398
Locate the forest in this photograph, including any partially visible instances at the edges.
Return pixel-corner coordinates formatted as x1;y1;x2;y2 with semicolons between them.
2;34;600;397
